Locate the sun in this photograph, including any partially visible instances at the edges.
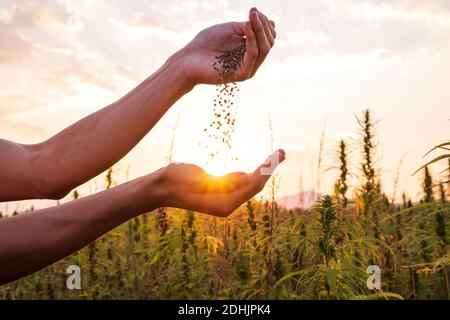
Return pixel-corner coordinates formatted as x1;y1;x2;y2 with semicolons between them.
186;131;241;177
202;159;234;177
200;149;239;177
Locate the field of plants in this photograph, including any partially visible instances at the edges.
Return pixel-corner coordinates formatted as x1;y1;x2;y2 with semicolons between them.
0;109;449;300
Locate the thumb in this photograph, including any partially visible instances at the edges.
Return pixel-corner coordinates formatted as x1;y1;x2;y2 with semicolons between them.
231;21;246;36
222;149;286;211
250;149;286;190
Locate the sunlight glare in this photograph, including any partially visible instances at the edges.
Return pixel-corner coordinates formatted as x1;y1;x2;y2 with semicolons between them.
199;150;238;177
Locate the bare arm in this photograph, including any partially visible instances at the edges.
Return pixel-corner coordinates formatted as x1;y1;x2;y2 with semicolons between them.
0;171;160;284
0;150;285;284
0;170;163;285
0;53;192;201
0;8;276;202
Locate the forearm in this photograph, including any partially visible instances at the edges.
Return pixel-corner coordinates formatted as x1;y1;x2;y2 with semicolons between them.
0;170;164;285
27;50;193;200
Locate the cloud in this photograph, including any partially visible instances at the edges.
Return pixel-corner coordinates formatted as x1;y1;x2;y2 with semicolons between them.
109;11;167;33
376;49;394;60
0;0;87;64
285;30;330;47
360;0;450;16
109;15;188;44
0;118;46;139
129;12;160;28
271;0;450;64
0;26;32;63
40;62;118;94
73;69;117;93
0;0;70;30
114;64;143;82
326;0;450;27
0;94;51;140
0;94;41;116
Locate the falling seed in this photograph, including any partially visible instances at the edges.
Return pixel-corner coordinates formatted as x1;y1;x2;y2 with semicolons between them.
203;42;246;165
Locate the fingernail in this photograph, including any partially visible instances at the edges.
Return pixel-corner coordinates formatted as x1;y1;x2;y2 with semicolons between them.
251;8;259;19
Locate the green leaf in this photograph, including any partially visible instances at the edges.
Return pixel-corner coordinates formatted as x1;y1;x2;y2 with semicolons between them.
326;267;338;297
424;141;450;157
413;154;450;175
275;267;316;287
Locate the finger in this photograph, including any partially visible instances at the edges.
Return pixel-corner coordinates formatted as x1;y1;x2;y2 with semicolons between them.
214;172;250;190
259;12;274;47
181;150;286;217
250;149;286;191
249;8;271;75
231;21;246;37
181;183;258;217
197;172;250;193
180;192;239;217
241;21;258;79
269;20;277;39
214;149;287;216
166;163;207;185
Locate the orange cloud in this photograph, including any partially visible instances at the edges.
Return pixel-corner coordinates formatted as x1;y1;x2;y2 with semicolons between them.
114;64;143;82
0;27;32;63
0;0;70;29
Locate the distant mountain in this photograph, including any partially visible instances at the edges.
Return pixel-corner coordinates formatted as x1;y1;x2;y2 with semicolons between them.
277;192;321;210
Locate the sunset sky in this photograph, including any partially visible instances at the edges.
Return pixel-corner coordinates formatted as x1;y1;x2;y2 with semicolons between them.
1;0;449;213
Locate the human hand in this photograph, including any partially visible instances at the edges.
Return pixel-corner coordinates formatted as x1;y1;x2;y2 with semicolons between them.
181;7;277;85
158;149;286;217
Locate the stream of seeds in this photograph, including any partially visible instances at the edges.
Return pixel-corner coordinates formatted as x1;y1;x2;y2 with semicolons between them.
202;42;247;166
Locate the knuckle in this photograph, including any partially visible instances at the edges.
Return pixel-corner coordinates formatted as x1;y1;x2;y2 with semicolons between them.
261;45;270;55
255;21;264;30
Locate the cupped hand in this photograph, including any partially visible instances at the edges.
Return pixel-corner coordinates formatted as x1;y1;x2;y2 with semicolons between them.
181;7;277;85
159;149;286;217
